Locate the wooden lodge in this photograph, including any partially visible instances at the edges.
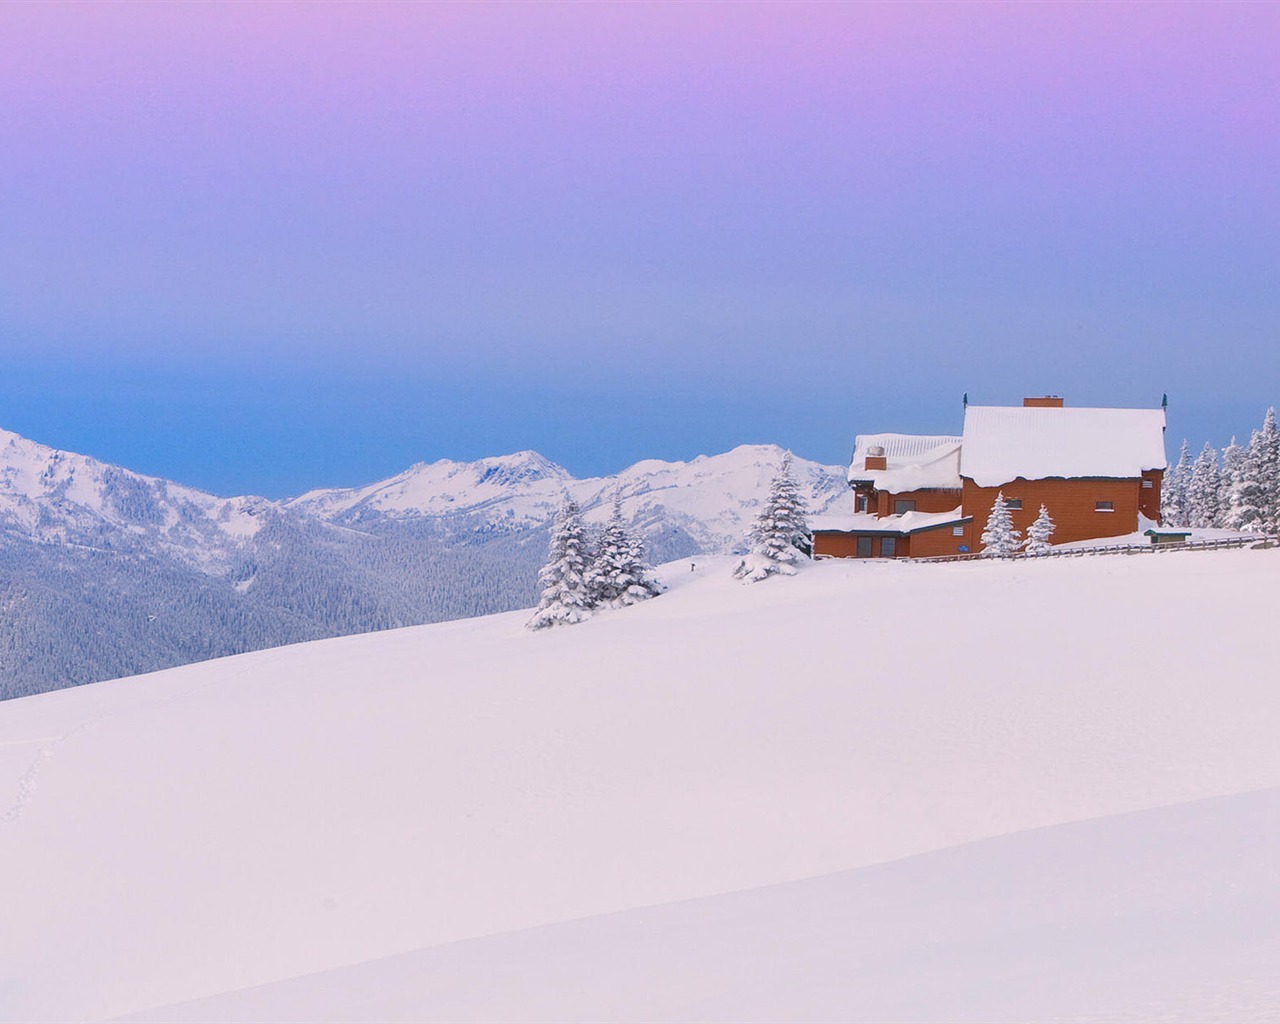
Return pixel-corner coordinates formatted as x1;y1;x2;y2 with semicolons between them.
811;397;1167;559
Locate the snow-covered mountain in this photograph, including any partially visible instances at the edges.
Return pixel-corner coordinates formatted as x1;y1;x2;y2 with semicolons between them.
288;450;573;520
289;444;848;554
0;427;847;698
0;427;270;572
4;549;1279;1022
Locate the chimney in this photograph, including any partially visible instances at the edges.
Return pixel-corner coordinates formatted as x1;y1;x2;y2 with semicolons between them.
865;445;887;471
1023;396;1064;408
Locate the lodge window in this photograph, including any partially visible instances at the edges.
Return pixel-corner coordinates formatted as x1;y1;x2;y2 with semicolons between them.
894;499;916;515
856;494;870;512
880;537;897;557
1005;498;1023;510
1142;480;1154;489
856;536;874;558
952;526;964;536
1096;500;1114;511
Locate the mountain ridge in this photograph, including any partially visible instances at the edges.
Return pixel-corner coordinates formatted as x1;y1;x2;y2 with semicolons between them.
0;426;847;699
287;441;847;552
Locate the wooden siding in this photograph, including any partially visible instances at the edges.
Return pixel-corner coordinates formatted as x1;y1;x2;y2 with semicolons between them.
873;487;963;516
908;522;971;557
812;532;862;558
962;477;1145;546
1139;469;1163;522
812;532;908;559
812;521;971;560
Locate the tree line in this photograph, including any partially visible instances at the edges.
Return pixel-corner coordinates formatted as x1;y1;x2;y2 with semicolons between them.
1163;407;1280;532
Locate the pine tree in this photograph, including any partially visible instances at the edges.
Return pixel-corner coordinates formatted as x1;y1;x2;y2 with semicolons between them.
1256;408;1280;533
1022;504;1055;556
1186;442;1221;530
1219;436;1247;529
733;453;811;582
527;496;593;629
1236;427;1269;533
1162;439;1192;527
980;492;1021;558
620;519;665;604
586;499;664;608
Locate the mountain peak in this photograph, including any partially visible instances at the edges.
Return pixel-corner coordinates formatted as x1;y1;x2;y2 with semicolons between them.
396;450;570;488
471;450;568;486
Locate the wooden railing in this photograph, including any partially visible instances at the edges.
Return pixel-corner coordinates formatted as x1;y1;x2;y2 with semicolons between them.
914;534;1278;564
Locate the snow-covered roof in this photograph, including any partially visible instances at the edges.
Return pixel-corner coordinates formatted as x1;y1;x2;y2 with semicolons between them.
810;508;969;535
960;406;1167;488
847;433;963;492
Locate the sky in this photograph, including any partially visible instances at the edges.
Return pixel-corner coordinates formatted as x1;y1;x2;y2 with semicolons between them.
1;1;1278;497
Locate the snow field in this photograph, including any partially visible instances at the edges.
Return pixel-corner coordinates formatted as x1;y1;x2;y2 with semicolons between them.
122;787;1280;1024
2;549;1279;1021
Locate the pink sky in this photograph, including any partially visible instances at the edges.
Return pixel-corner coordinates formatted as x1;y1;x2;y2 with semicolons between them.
1;2;1277;492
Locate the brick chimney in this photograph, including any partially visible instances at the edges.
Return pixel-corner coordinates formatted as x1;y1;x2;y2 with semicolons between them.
865;445;887;471
1023;396;1064;408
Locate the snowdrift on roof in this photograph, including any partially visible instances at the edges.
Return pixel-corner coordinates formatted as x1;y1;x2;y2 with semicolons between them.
810;508;967;534
960;406;1167;488
847;433;963;491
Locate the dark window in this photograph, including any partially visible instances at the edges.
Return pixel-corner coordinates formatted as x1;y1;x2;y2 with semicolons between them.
1004;498;1022;510
894;499;916;514
880;537;897;557
1096;500;1114;511
856;536;874;558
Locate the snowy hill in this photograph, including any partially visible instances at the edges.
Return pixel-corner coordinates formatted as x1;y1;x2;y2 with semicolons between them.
3;548;1279;1021
122;788;1280;1024
0;427;844;699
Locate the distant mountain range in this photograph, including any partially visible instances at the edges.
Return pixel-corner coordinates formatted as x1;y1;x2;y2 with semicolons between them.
0;427;847;699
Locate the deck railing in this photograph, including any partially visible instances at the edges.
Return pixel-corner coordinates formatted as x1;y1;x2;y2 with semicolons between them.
914;534;1278;564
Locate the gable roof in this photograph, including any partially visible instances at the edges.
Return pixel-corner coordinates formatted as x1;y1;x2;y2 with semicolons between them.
848;433;963;491
960;406;1167;488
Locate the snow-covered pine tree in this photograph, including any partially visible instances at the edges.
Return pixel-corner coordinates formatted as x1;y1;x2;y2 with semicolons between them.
1236;427;1269;533
980;492;1021;558
1186;442;1221;529
621;518;666;604
1162;439;1192;527
586;499;665;608
1022;504;1055;556
733;452;812;582
1219;436;1247;529
527;496;593;629
1256;407;1280;533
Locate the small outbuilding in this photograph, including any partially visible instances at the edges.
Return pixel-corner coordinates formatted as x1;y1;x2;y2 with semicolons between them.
1144;527;1190;546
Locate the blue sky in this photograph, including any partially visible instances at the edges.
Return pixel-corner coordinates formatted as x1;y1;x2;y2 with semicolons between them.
2;2;1277;496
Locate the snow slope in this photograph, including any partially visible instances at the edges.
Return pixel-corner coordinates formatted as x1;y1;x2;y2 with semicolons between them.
124;787;1280;1024
3;549;1279;1021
